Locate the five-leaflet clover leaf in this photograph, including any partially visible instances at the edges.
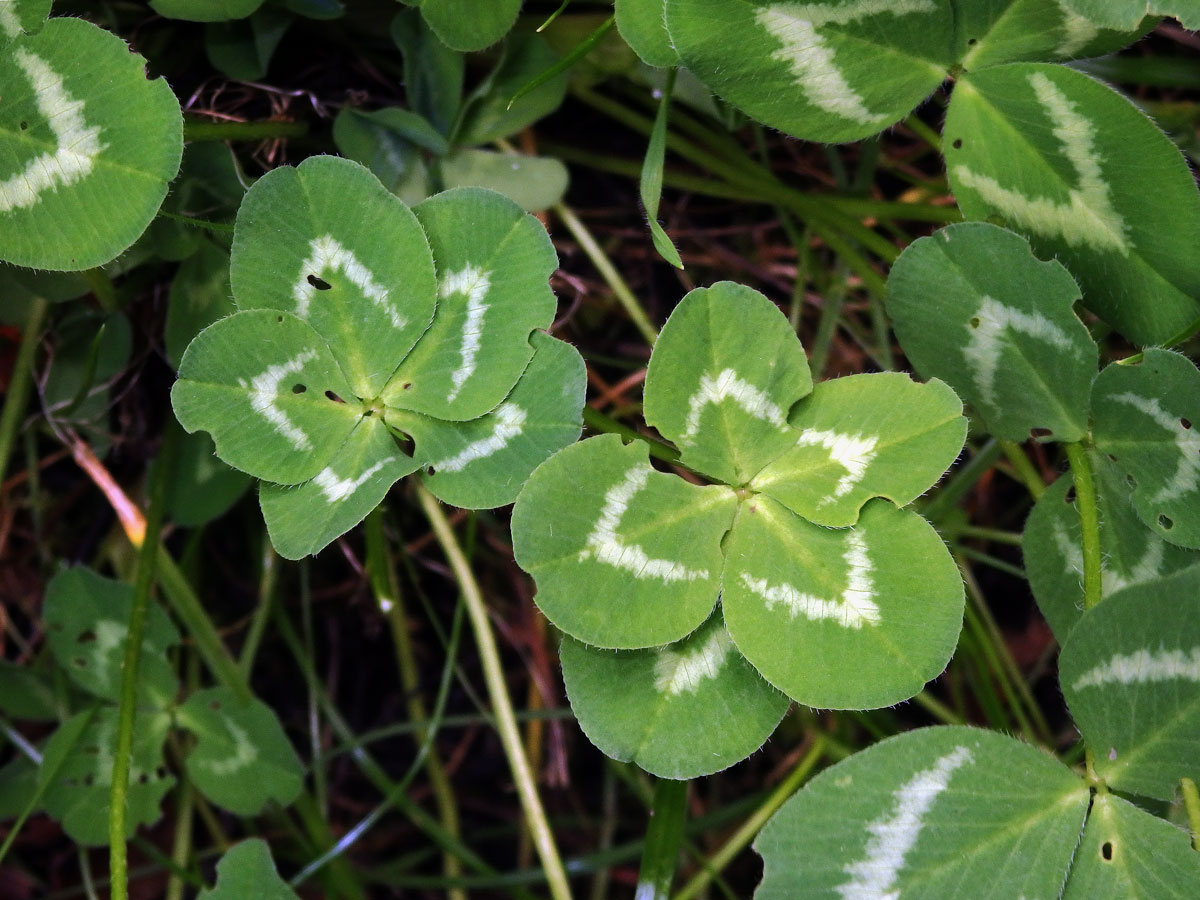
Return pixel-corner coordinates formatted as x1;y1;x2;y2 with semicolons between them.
172;155;585;559
513;282;968;763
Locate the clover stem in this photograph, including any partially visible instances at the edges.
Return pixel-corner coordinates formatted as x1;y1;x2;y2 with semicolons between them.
0;295;48;487
109;426;174;900
635;777;689;900
182;117;309;142
415;483;574;900
999;439;1047;500
1181;777;1200;850
1063;441;1103;611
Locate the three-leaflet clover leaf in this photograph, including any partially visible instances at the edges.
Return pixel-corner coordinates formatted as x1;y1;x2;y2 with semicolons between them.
198;839;300;900
172;155;585;559
0;11;182;270
514;282;967;736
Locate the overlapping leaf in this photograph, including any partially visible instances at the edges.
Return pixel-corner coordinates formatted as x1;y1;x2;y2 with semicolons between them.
198;840;300;900
887;222;1096;443
616;0;678;67
945;63;1200;346
0;0;50;40
1060;565;1200;800
1059;0;1193;31
416;0;522;52
151;0;263;21
0;16;182;270
1092;349;1200;549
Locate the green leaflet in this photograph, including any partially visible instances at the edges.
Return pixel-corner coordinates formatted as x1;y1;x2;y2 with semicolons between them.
199;840;300;900
644;281;813;486
439;149;569;212
172;310;363;485
1059;0;1194;31
560;612;789;779
230;155;437;399
1059;565;1200;800
887;222;1095;444
750;373;964;528
723;498;963;708
953;0;1149;69
417;0;522;52
205;7;293;82
165;238;235;370
945;63;1200;347
754;727;1089;900
0;660;57;721
40;707;175;846
1061;793;1200;900
159;430;251;529
1092;349;1200;549
383;187;559;420
0;0;50;40
665;0;955;143
151;0;264;21
332;108;435;206
0;17;183;270
456;34;569;146
1023;459;1198;644
176;688;304;816
395;331;586;510
44;567;180;710
616;0;678;67
390;8;464;137
513;434;738;648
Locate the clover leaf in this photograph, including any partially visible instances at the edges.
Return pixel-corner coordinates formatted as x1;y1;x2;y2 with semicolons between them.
199;840;300;900
1059;0;1196;31
172;156;585;559
514;282;966;724
0;10;182;270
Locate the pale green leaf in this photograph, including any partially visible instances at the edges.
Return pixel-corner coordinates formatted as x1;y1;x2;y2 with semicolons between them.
945;63;1200;346
750;373;965;528
165;238;234;370
419;0;522;52
457;34;569;146
159;430;252;529
0;0;50;40
0;18;183;270
44;567;179;709
40;707;174;846
512;434;738;648
886;222;1095;443
616;0;677;67
0;660;57;721
723;498;963;709
151;0;263;21
439;149;569;212
199;840;300;900
391;331;585;509
382;187;559;420
643;282;812;486
665;0;954;143
176;687;304;816
640;68;684;268
755;726;1089;900
205;7;292;81
1023;457;1198;644
1062;793;1200;900
561;612;789;779
230;156;437;399
390;8;464;136
171;309;362;485
1059;0;1194;31
1092;349;1200;549
1060;564;1200;799
332;108;435;207
259;415;418;559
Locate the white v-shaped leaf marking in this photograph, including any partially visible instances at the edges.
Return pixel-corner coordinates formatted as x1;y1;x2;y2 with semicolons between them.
202;720;260;776
578;463;709;583
244;350;317;451
1056;3;1100;56
0;48;106;213
1073;647;1200;690
756;0;936;126
0;4;21;38
440;265;492;403
292;235;404;328
962;296;1076;404
952;71;1129;252
653;626;734;696
1051;519;1164;597
432;402;525;473
312;458;393;503
1111;392;1200;502
794;429;879;504
682;368;786;444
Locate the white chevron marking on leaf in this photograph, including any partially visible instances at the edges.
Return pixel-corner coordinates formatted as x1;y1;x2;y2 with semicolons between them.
203;720;260;776
952;71;1129;252
1051;519;1164;597
312;458;392;503
1111;392;1200;502
578;463;709;583
0;4;21;37
248;350;317;451
741;527;880;628
440;265;492;403
432;402;526;473
682;368;786;443
654;626;734;696
0;49;106;213
837;746;973;900
1073;647;1200;690
292;235;404;328
756;0;935;125
962;296;1076;404
1057;4;1100;56
794;428;879;503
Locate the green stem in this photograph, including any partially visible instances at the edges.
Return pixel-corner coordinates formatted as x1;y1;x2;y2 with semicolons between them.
554;202;659;346
1181;777;1200;851
636;779;689;900
582;407;679;462
672;739;824;900
999;439;1046;500
921;440;1003;523
1063;442;1103;611
109;430;173;900
415;484;574;900
183;118;308;142
0;295;48;486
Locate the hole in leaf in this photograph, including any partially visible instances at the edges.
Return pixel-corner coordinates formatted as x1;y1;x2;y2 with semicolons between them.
137;772;149;784
77;629;96;644
293;384;307;394
968;316;980;328
1101;841;1113;861
1030;427;1052;439
73;657;87;668
363;409;374;416
1126;474;1136;488
1158;514;1173;530
952;138;963;149
156;766;167;779
1064;487;1076;504
83;773;95;786
402;382;413;391
19;120;28;130
325;391;344;403
276;315;284;324
209;700;221;711
1107;453;1117;461
1182;417;1192;430
307;274;332;290
426;466;437;476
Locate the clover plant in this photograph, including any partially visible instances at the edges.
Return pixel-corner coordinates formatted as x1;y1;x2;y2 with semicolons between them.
512;281;967;777
171;154;585;559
